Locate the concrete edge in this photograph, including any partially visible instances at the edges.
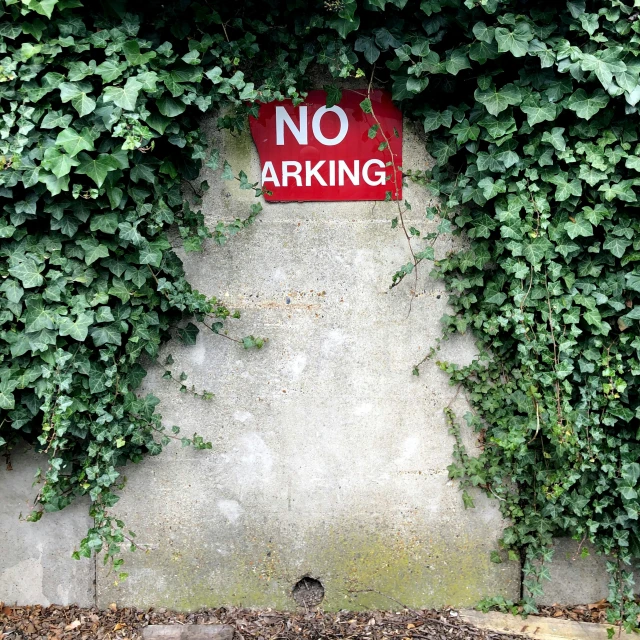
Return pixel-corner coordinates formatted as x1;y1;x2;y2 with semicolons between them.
459;609;632;640
142;624;234;639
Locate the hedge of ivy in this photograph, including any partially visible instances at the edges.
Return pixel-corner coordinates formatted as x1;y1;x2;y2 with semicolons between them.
2;0;640;627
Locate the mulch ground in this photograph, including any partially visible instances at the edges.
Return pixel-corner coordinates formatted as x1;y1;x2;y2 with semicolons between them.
537;600;610;624
0;601;617;640
0;605;527;640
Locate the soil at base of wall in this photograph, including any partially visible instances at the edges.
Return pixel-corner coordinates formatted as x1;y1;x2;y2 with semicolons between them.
0;605;526;640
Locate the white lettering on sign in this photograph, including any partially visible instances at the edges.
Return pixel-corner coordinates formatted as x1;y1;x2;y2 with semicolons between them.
276;106;307;146
312;106;349;146
262;161;280;187
338;160;359;186
305;161;327;187
282;161;302;187
275;104;349;147
363;159;386;186
262;159;383;188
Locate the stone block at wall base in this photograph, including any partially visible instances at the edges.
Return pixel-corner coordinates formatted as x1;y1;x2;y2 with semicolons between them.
143;625;234;640
534;538;639;606
0;446;94;606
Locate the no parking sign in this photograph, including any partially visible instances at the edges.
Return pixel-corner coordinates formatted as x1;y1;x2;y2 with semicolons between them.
249;90;403;202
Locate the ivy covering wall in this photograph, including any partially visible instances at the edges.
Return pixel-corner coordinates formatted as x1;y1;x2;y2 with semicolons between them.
2;0;640;628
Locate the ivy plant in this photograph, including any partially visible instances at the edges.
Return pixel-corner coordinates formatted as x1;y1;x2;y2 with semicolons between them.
3;0;640;629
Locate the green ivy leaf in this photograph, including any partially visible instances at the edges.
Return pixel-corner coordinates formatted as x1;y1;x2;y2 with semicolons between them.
1;279;24;303
178;322;199;345
8;259;45;288
603;236;632;259
445;49;471;76
354;35;380;63
90;323;123;347
41;111;73;129
494;23;533;57
472;22;494;43
103;77;142;111
475;83;522;116
75;153;121;187
422;108;452;133
95;59;128;83
59;81;96;117
566;88;610;120
520;97;558;126
156;95;186;117
58;312;94;341
564;214;593;239
0;379;18;410
323;85;342;108
55;127;96;157
122;40;157;66
41;147;79;178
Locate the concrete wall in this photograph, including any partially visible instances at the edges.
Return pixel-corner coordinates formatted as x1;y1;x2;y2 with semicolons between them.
91;116;519;610
6;107;607;611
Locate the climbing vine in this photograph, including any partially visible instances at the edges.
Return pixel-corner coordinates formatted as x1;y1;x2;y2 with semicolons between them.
3;0;640;629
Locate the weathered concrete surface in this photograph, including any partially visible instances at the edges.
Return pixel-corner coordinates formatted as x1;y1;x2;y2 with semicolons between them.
97;114;520;610
0;446;94;606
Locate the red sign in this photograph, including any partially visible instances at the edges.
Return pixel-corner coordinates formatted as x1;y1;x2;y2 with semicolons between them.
249;89;402;202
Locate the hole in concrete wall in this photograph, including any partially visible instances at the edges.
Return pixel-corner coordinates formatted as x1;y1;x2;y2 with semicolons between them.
292;576;325;607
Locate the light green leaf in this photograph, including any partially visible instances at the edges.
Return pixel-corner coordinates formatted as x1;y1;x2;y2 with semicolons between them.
564;214;593;239
58;312;94;341
108;279;130;303
59;81;96;117
625;156;640;172
598;181;637;203
0;379;18;410
494;23;533;57
566;88;609;120
40;111;73;129
103;77;142;111
8;259;45;288
520;98;558;126
238;82;257;101
578;164;607;186
445;49;471;76
422;108;452;133
541;127;566;151
122;40;157;66
473;22;494;43
79;240;109;265
95;59;128;83
138;243;163;267
42;147;79;178
555;178;582;201
522;237;552;265
1;279;24;303
90;213;119;234
29;0;58;19
55;127;95;157
450;119;480;144
603;236;632;258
